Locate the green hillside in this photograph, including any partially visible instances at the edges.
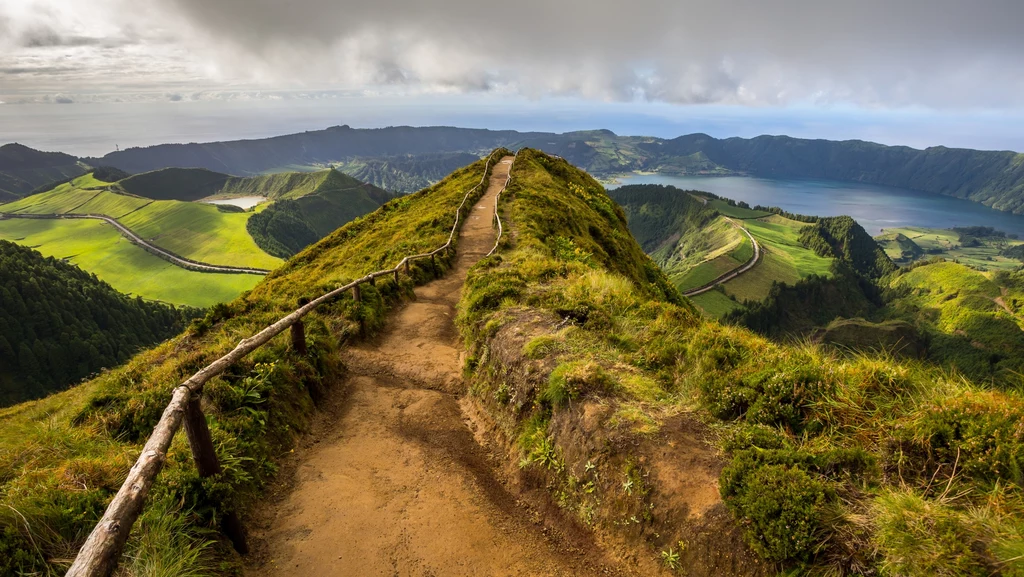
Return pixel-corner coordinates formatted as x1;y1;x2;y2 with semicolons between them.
0;143;88;201
457;149;1024;575
0;150;1022;576
0;218;263;307
876;225;1024;271
337;152;482;192
1;177;283;270
246;169;396;257
0;240;194;407
0;156;500;576
883;260;1024;384
610;184;839;314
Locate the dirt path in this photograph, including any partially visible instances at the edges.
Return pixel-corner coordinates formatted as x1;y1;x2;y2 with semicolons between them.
246;157;623;576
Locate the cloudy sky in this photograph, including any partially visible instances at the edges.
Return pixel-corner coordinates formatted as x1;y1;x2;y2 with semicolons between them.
2;0;1023;154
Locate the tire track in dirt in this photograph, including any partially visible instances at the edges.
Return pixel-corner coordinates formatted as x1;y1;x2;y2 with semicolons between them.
245;157;629;576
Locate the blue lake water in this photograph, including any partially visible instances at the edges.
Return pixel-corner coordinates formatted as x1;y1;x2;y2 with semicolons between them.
607;174;1024;237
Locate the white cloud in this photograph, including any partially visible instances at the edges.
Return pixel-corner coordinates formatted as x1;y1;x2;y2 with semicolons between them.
2;0;1024;109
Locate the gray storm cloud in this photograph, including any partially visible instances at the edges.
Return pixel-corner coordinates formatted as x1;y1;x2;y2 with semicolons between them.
2;0;1024;107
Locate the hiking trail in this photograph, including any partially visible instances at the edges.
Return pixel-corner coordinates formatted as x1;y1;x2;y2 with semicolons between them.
244;157;634;576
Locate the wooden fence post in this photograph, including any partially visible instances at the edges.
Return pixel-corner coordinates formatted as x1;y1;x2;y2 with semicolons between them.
290;298;308;356
352;283;365;336
404;259;411;275
183;395;249;554
393;269;399;284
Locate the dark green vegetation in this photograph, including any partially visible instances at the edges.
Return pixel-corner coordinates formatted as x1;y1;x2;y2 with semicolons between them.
0;240;194;407
457;149;1024;575
0;156;501;575
246;169;396;257
337;152;480;192
0;143;87;201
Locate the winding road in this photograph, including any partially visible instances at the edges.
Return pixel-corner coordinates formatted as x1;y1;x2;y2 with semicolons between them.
682;217;762;297
0;212;270;275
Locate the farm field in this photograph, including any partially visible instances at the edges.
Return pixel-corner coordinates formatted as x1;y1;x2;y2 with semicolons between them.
117;201;282;269
877;226;1024;271
0;175;283;269
676;229;753;290
0;218;261;307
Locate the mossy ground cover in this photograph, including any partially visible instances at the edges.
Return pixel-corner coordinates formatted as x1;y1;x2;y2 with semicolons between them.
0;218;260;307
458;149;1024;576
0;154;501;576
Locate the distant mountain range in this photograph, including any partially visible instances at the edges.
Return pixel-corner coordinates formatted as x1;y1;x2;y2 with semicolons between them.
4;126;1024;214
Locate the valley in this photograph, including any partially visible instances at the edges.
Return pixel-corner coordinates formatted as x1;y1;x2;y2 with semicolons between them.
0;168;394;307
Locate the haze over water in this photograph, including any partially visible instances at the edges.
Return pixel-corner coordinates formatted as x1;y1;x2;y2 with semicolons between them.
609;174;1024;237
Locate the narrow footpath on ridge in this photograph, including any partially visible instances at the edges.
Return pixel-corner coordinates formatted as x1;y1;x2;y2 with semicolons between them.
245;157;633;576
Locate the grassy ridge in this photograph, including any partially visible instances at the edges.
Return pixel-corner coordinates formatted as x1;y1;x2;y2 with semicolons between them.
458;149;1024;575
0;154;500;575
0;218;261;307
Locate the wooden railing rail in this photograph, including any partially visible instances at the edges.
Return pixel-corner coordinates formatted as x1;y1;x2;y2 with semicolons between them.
65;151;504;577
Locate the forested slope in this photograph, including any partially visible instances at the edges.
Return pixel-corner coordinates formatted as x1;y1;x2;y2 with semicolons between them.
0;241;193;406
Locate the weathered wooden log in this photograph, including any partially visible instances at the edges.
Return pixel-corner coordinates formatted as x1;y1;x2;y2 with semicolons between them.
352;283;361;303
65;386;192;577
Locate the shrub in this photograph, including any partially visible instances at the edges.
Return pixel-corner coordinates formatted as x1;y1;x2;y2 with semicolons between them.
698;364;827;431
903;391;1024;487
721;456;830;562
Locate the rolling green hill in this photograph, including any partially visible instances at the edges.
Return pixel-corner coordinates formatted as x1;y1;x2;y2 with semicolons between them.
0;143;88;201
0;240;194;406
610;184;845;315
0;218;264;307
1;175;283;270
0;150;1022;576
0;168;394;305
882;260;1024;384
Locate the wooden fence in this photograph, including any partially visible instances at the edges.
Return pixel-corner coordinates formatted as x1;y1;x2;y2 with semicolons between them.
65;151;506;577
